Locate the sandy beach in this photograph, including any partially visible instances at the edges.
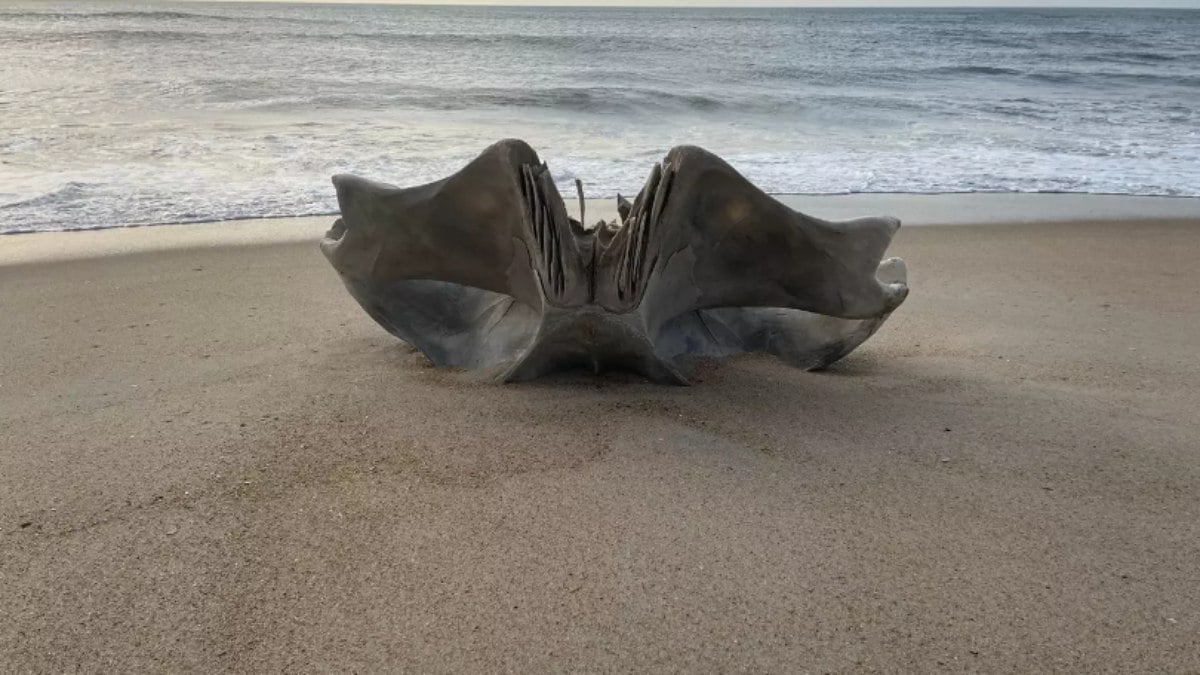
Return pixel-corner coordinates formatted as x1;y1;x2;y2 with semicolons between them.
2;205;1199;671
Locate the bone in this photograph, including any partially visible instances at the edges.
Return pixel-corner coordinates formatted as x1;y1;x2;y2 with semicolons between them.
575;178;586;228
321;139;909;384
616;194;632;224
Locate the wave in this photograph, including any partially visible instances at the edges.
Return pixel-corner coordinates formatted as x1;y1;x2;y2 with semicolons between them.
269;30;667;54
1026;70;1200;88
69;10;238;21
1085;50;1180;63
15;27;667;53
0;182;96;211
1026;71;1081;84
929;65;1024;77
443;87;723;113
227;85;727;114
16;29;219;42
0;9;241;21
923;29;1029;49
0;8;332;24
1042;29;1112;41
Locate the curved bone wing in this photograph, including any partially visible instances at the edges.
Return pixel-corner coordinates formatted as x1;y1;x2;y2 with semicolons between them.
606;146;908;332
320;139;587;310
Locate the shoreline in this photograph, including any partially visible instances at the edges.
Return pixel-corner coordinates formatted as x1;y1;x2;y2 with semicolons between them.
3;192;1198;266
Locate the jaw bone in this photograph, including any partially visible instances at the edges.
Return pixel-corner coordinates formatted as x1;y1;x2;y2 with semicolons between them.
321;139;909;384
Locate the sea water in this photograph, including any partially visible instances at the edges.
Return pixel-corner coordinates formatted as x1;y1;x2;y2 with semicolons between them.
1;2;1198;232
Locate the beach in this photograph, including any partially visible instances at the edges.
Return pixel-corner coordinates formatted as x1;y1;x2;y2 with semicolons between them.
3;200;1199;671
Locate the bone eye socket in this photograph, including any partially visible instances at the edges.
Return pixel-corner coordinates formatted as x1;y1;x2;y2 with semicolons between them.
324;218;348;242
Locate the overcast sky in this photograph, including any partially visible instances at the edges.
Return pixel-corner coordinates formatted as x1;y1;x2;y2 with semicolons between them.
199;0;1200;7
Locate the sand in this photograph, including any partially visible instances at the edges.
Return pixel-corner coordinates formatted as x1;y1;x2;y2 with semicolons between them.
2;213;1199;671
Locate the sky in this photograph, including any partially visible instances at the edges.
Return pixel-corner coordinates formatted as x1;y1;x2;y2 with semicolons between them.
184;0;1200;7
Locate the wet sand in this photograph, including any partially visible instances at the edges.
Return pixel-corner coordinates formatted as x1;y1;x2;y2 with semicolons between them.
2;216;1199;671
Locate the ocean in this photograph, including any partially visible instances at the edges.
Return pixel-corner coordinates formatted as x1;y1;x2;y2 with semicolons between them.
1;2;1198;233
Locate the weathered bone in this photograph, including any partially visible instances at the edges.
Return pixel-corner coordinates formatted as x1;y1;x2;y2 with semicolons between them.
321;139;909;384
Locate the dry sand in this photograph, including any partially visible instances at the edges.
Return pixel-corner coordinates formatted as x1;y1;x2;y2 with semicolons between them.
2;217;1199;671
